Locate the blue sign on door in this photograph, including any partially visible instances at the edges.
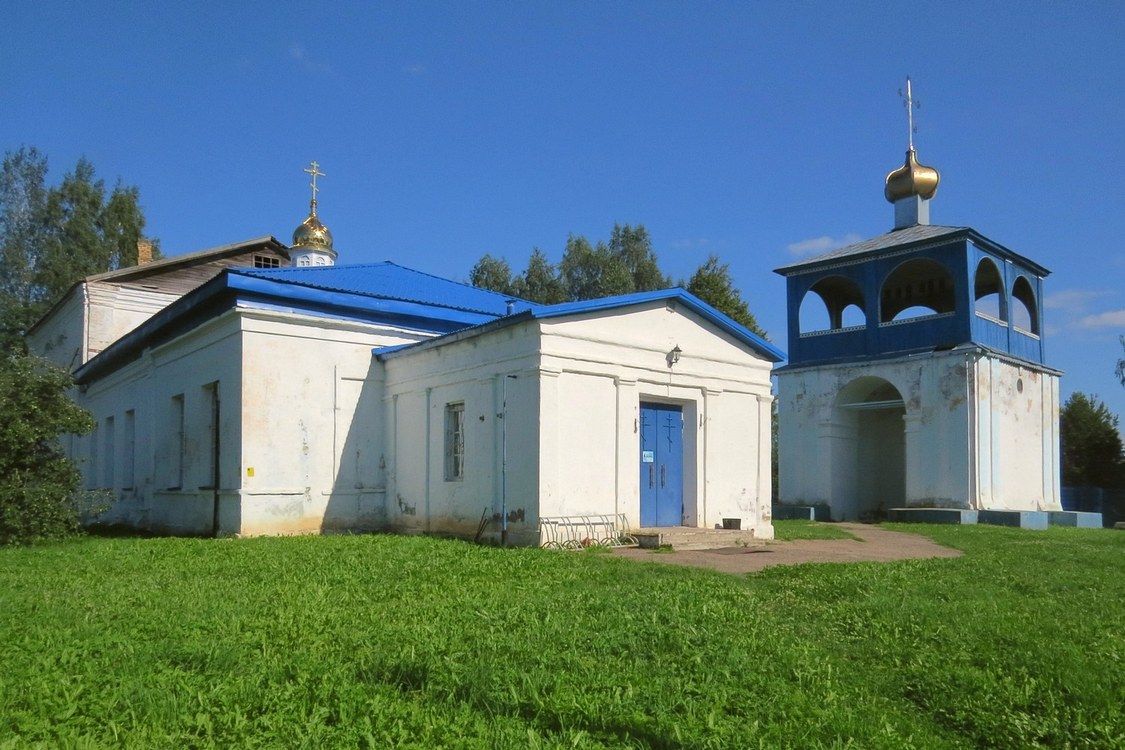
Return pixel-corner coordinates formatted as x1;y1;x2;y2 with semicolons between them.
639;403;684;527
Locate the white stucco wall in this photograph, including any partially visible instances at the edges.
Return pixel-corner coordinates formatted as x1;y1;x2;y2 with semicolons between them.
236;308;431;536
972;356;1061;510
382;322;542;544
537;301;775;538
72;295;777;544
73;312;245;535
86;284;180;360
380;300;776;544
777;348;1061;519
28;283;180;371
27;289;86;369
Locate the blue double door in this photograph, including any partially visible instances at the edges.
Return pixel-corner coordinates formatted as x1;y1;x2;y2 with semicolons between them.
639;402;684;527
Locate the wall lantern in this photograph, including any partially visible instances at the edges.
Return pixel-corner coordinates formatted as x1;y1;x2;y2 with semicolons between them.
667;345;682;367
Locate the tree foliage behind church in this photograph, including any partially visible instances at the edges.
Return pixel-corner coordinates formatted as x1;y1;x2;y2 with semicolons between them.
0;354;95;544
0;146;158;352
470;223;766;338
1060;392;1125;490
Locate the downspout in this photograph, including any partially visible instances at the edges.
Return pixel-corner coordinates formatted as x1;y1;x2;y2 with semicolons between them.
211;385;222;536
501;374;517;547
425;387;432;533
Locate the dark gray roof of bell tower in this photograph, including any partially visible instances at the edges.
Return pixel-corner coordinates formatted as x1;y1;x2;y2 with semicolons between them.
774;224;1049;278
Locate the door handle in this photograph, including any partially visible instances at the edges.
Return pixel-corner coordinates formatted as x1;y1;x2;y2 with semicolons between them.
660;464;666;488
649;465;654;488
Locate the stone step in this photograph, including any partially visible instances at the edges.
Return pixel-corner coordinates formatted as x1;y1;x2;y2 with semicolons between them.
633;527;764;551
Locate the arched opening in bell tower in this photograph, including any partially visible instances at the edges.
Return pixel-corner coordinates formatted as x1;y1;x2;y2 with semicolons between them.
831;377;906;520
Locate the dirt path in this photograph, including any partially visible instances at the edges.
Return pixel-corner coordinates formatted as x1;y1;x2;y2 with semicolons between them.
610;523;962;574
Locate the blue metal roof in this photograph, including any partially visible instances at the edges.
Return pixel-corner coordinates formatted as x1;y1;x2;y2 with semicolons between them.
77;262;782;385
378;287;786;363
234;262;539;317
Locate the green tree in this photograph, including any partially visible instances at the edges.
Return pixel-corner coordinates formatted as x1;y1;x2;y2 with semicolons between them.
1060;392;1125;489
0;147;50;351
512;248;567;304
468;225;765;340
469;253;515;296
0;354;94;544
684;255;767;338
608;223;668;292
558;234;634;301
0;147;156;351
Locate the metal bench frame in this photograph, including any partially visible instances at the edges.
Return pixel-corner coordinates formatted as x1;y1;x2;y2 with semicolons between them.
538;514;639;549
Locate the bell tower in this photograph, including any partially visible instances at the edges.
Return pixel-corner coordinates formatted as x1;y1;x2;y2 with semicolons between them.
774;80;1067;526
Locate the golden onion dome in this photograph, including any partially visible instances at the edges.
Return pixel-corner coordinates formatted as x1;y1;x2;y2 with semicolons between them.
885;148;940;203
291;202;334;252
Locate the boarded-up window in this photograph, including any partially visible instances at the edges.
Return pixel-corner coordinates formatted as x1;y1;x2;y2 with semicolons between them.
123;410;136;490
104;416;115;489
170;394;185;489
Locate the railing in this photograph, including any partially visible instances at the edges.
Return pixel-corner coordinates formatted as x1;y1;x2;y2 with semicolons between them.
538;513;639;549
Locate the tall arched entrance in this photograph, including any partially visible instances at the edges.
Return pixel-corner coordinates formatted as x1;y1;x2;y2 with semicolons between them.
831;377;906;520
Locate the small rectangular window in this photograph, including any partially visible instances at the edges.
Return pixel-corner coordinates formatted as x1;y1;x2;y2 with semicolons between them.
444;402;465;481
253;255;282;268
170;394;185;489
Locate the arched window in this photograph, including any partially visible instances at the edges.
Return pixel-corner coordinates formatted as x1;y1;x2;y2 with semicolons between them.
1011;276;1039;334
880;258;956;323
973;257;1005;321
799;276;866;334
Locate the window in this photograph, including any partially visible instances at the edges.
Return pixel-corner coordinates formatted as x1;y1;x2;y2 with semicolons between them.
1011;276;1039;335
973;257;1005;321
253;254;281;268
170;394;185;489
444;402;465;481
123;410;135;490
799;275;866;334
103;416;115;489
880;258;956;323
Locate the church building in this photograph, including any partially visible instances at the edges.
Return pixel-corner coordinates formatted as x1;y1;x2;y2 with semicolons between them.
28;164;782;544
774;109;1064;523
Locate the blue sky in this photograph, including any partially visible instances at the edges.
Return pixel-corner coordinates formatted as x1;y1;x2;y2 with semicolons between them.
6;1;1125;422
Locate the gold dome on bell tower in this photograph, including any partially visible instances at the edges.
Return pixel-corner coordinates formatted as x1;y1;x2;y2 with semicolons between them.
290;161;337;266
884;147;940;203
884;77;940;229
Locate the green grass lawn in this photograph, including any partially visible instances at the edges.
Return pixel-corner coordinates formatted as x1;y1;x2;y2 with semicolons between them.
1;525;1123;749
771;519;857;541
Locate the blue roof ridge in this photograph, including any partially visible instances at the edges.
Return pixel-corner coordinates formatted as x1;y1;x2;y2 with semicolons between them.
374;261;542;308
379;287;785;364
230;264;537;316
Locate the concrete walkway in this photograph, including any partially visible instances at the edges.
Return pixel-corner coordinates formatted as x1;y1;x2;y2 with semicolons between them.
610;523;962;574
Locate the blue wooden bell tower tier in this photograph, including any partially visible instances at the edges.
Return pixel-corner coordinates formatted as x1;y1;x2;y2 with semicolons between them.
776;223;1050;369
774;87;1064;523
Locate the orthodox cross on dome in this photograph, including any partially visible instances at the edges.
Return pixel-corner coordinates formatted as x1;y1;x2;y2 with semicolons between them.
304;160;325;205
898;76;920;150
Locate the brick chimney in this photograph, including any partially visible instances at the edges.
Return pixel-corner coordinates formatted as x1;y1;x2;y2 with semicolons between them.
137;238;154;265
